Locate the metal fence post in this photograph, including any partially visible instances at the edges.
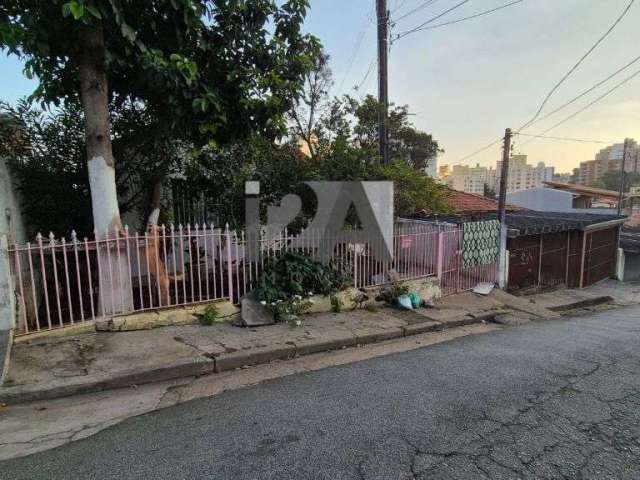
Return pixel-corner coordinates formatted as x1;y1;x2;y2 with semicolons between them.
225;224;234;302
436;231;445;281
353;245;358;289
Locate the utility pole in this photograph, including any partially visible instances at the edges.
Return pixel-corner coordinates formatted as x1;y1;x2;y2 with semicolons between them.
376;0;390;164
497;128;512;288
617;138;629;215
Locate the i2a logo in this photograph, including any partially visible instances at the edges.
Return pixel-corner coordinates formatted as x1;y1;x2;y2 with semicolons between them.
244;181;394;262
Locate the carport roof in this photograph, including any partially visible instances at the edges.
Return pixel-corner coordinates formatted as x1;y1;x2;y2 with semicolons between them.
487;211;627;237
411;211;627;237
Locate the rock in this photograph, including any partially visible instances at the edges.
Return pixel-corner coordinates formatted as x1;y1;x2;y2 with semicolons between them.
472;282;494;295
240;294;275;327
307;288;361;314
404;277;442;304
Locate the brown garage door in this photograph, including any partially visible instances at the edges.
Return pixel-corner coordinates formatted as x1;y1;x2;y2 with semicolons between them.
582;227;618;287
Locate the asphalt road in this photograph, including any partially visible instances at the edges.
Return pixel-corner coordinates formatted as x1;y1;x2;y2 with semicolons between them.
2;305;640;479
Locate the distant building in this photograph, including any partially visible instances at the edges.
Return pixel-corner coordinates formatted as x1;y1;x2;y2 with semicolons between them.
438;164;451;182
443;155;554;195
444;163;495;195
553;172;574;184
572;168;580;184
578;140;640;185
506;186;617;215
496;155;554;193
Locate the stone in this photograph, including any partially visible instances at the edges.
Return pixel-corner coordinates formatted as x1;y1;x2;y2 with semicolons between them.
240;294;275;327
305;288;364;314
407;277;442;303
473;282;495;295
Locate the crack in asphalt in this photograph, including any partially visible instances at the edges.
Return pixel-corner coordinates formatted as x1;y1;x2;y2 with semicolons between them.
357;356;640;479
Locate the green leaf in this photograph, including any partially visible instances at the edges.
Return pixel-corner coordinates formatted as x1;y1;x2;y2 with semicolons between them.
85;5;102;19
69;2;85;20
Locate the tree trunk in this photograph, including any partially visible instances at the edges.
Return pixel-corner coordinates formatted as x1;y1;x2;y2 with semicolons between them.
147;177;163;226
78;23;133;315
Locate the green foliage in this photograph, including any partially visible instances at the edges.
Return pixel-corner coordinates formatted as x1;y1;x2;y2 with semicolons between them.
0;100;91;237
0;99;184;237
200;304;219;326
271;297;312;322
182;136;313;229
254;252;351;305
592;171;640;192
375;161;451;217
1;0;321;145
309;94;443;169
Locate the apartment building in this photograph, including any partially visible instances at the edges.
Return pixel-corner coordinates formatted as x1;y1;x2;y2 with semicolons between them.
495;155;555;193
578;140;640;185
443;163;495;195
441;155;554;195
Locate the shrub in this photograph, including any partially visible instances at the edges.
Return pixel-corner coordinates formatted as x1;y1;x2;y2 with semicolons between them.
254;252;351;305
200;304;219;326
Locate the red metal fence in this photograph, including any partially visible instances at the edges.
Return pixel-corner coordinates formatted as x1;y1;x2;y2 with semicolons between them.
7;223;497;336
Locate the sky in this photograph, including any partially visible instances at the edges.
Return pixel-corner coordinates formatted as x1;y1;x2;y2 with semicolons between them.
1;0;639;174
301;0;640;173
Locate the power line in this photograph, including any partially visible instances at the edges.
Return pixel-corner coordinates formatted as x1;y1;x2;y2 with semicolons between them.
335;17;371;95
395;0;471;41
356;56;377;91
393;0;442;23
521;66;640;147
455;137;504;163
402;0;524;33
518;0;635;131
457;53;640;164
521;53;640;131
391;0;410;15
515;133;616;144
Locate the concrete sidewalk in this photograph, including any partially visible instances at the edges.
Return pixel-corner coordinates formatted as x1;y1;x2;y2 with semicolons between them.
0;291;516;404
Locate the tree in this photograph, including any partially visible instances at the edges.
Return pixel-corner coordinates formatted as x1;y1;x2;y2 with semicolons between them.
181;137;313;229
1;0;319;313
288;51;333;160
0;99;186;237
0;100;92;237
322;95;443;169
374;161;451;218
593;170;640;192
483;184;496;199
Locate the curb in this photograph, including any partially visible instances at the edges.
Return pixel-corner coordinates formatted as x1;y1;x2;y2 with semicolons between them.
0;309;503;405
547;296;614;313
0;360;216;404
